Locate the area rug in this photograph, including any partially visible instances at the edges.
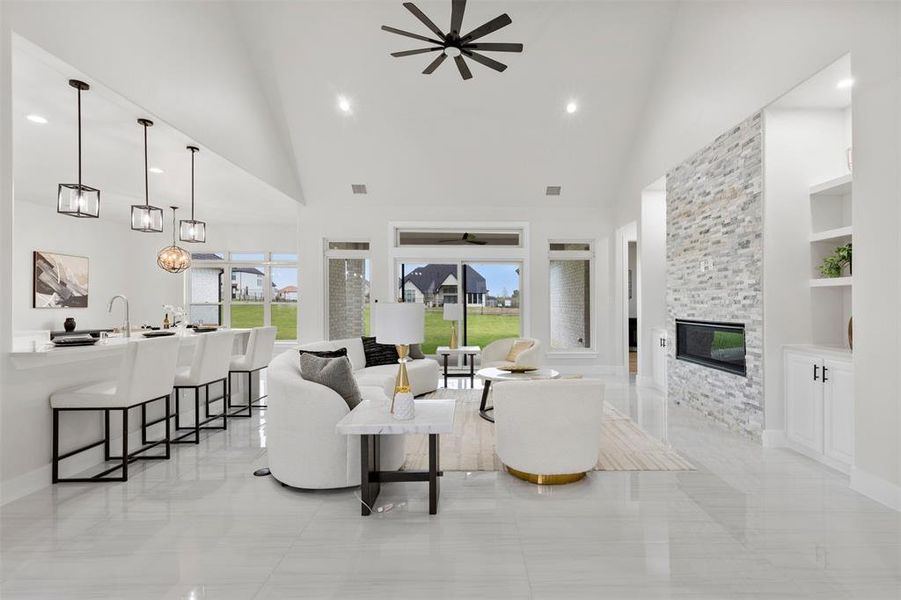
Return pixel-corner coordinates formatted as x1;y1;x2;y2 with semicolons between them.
402;388;694;472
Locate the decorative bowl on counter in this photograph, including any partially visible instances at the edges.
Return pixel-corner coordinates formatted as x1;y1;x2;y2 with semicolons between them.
192;325;220;333
52;334;99;347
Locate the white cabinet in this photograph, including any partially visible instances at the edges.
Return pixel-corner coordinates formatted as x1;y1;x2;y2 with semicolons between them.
651;328;668;392
784;347;853;471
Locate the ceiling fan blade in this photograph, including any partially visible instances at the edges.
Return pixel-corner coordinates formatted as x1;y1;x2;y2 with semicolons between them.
460;13;512;43
469;240;487;245
381;25;443;45
403;3;446;39
450;0;467;36
422;52;447;74
462;42;523;53
391;47;442;57
454;55;473;80
463;50;507;72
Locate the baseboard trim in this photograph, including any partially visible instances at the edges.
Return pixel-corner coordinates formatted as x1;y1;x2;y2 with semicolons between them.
850;467;901;511
761;429;786;448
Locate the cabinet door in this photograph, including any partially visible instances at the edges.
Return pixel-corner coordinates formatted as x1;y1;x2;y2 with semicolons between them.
784;352;823;453
652;331;667;391
823;359;854;464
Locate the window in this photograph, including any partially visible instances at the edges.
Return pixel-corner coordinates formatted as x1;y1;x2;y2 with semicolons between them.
324;241;371;340
189;252;297;340
549;241;593;351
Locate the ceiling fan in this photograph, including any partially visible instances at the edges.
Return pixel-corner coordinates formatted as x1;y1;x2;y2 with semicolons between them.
438;232;487;245
381;0;523;80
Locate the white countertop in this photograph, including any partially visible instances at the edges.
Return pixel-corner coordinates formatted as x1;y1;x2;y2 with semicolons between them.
336;399;456;435
9;328;251;369
436;345;481;354
784;344;853;360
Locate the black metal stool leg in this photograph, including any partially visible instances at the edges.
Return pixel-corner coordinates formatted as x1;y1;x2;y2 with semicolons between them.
121;408;129;482
52;409;60;484
104;409;111;460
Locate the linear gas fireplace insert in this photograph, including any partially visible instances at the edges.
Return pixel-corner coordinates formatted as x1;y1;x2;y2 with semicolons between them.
675;319;747;376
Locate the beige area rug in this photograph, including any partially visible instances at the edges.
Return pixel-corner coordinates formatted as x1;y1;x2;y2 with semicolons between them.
402;388;694;472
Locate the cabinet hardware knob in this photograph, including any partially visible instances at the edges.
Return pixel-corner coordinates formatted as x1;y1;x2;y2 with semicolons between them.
813;364;819;382
823;366;829;383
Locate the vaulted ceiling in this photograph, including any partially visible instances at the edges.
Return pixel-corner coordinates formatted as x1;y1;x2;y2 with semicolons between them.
5;0;679;213
234;0;676;208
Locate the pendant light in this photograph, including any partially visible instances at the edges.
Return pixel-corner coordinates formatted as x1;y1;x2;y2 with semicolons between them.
57;79;100;218
131;118;163;232
179;145;206;243
157;206;192;273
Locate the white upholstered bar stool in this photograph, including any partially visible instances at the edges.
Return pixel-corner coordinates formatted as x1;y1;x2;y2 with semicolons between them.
171;330;236;444
50;336;180;483
227;326;277;418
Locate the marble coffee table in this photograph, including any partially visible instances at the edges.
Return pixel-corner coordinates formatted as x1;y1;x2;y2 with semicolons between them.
476;367;561;423
336;399;455;516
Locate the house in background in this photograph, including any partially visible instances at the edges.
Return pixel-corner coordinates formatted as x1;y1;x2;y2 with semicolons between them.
276;285;298;302
400;264;487;307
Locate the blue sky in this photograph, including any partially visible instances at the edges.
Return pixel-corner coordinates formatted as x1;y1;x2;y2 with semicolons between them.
469;263;520;297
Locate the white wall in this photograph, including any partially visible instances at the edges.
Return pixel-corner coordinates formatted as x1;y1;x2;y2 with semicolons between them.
297;202;615;371
762;108;851;436
638;187;666;382
612;1;901;505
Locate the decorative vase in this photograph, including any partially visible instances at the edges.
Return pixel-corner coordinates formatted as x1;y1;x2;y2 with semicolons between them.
63;317;76;333
392;391;415;420
449;322;458;349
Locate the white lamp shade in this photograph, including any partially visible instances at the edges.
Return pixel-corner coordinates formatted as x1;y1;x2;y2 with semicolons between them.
373;303;425;345
443;303;463;321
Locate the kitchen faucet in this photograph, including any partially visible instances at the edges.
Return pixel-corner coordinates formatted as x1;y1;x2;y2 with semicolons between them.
108;294;130;338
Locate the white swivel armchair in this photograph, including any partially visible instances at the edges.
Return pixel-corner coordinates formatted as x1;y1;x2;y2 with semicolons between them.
494;379;605;484
481;337;543;370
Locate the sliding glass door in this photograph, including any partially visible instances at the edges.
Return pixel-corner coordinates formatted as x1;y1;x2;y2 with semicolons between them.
397;260;522;355
463;262;521;350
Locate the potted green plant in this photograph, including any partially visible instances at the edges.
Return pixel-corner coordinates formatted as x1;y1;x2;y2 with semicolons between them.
819;242;852;278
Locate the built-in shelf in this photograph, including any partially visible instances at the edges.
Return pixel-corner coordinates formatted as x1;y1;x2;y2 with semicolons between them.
810;276;852;288
810;173;852;197
810;225;853;243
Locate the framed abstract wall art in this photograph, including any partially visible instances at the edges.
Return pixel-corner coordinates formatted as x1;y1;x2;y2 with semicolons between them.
33;251;89;308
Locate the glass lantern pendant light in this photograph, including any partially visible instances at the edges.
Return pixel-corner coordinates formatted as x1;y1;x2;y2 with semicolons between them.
157;206;192;273
179;145;206;243
130;118;164;232
57;79;100;218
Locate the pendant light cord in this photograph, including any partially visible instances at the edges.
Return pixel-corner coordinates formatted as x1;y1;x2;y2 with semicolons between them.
76;87;82;191
143;123;149;207
191;149;195;219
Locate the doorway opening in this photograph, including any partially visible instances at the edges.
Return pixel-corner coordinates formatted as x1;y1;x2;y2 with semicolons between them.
628;241;638;374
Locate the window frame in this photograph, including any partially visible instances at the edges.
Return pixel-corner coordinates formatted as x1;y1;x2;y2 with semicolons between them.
547;239;596;355
186;251;297;340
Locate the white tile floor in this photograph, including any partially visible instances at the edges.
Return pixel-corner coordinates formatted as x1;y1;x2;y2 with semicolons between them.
2;376;900;599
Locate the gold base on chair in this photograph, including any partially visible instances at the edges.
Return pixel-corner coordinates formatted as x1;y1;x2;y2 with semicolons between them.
505;465;586;485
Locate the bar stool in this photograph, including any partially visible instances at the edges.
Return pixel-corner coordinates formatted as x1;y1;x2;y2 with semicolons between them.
50;336;180;483
228;326;277;418
171;330;236;445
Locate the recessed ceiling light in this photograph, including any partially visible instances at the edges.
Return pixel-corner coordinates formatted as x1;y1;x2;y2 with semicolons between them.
338;96;352;113
836;78;854;90
26;114;48;124
149;167;164;174
565;101;578;114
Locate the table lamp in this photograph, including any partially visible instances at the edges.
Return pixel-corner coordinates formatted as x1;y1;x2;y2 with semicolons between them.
374;302;425;420
442;303;463;349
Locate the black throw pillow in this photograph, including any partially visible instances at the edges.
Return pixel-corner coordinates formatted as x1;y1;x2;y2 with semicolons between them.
299;347;348;360
361;336;399;367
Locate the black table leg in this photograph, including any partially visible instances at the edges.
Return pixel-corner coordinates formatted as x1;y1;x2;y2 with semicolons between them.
469;354;475;385
442;353;448;388
429;434;440;515
360;434;380;516
479;380;494;422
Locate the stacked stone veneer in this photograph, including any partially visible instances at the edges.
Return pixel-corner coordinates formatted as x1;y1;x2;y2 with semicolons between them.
328;258;367;340
549;259;591;349
666;112;764;438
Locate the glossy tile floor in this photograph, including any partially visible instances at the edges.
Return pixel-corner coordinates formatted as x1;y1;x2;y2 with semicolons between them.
2;375;900;599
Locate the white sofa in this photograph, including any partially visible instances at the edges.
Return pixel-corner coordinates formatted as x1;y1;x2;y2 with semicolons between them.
266;338;440;489
493;379;605;484
481;337;543;370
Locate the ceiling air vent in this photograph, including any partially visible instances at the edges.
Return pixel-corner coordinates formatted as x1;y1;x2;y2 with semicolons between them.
351;184;368;195
546;185;562;196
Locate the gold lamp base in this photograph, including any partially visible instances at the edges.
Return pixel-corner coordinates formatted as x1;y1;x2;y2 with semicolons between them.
449;322;458;349
505;465;586;486
391;344;412;414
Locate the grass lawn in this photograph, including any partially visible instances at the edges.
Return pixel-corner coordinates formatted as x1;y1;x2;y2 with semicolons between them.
231;302;297;340
364;305;520;354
